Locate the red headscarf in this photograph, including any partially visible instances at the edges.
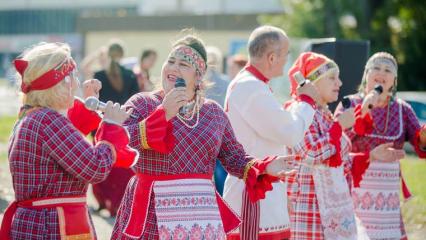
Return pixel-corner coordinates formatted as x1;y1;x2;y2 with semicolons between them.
14;58;76;94
288;52;338;97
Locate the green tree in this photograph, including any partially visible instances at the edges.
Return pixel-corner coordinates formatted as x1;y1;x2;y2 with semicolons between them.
260;0;426;91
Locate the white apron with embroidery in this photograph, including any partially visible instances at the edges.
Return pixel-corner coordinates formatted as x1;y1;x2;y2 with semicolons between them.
352;161;401;239
312;165;358;239
153;178;226;240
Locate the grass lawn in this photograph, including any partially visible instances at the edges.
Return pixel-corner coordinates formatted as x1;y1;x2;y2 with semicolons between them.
401;155;426;238
0;115;15;144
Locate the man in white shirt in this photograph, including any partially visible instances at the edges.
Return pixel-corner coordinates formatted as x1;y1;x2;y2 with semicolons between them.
223;25;319;240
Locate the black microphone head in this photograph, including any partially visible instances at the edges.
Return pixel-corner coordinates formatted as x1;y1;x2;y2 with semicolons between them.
374;84;383;94
84;96;100;111
342;96;351;109
175;78;186;88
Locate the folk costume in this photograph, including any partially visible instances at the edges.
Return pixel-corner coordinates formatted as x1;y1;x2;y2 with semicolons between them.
222;63;316;239
286;52;370;240
334;53;426;240
111;44;278;240
0;57;138;240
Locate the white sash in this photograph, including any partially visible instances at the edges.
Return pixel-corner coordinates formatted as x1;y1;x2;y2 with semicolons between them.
313;165;358;240
153;179;226;240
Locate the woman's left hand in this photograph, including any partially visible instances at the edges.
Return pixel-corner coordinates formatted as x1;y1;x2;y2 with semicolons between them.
83;79;102;99
419;127;426;149
370;143;406;162
337;107;355;129
420;127;426;143
266;156;297;179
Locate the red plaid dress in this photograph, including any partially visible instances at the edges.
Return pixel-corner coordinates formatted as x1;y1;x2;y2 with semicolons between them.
7;108;115;239
286;106;354;240
111;92;253;240
335;95;426;240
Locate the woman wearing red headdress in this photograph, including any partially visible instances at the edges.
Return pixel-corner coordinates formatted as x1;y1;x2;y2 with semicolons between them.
334;52;426;240
0;42;142;240
285;52;405;239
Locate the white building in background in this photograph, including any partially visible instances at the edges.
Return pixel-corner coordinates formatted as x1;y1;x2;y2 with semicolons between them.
138;0;283;15
0;0;282;14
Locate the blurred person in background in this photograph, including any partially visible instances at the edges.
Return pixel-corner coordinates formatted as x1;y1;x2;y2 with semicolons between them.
334;52;426;240
227;54;248;81
205;46;230;107
133;49;157;92
205;46;230;196
91;40;140;217
0;42;137;240
81;46;109;80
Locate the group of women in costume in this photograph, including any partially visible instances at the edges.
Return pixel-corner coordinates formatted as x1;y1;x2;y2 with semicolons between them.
0;29;425;240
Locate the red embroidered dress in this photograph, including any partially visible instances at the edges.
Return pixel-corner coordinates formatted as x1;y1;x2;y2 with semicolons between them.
1;99;137;240
111;92;274;240
335;95;426;240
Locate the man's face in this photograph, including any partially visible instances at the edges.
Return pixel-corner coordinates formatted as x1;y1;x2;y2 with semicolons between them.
269;38;289;79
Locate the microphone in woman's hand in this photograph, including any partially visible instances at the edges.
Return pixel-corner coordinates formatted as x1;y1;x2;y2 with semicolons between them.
174;77;186;88
84;97;138;119
342;96;351;109
174;78;187;115
293;72;307;87
367;84;383;109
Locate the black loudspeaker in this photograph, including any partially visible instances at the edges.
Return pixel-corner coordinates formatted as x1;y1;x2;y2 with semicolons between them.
307;40;370;111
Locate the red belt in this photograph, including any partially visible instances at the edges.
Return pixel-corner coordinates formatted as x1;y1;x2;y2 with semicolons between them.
123;173;241;238
0;195;92;240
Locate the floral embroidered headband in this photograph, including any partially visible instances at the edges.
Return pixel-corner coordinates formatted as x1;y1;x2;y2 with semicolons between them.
169;45;207;80
306;61;338;81
365;57;398;77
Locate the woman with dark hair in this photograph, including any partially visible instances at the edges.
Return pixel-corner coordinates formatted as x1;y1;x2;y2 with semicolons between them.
92;41;140;216
335;52;426;239
134;49;157;92
110;33;292;239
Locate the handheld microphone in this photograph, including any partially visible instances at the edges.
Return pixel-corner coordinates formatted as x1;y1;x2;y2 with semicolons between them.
84;97;138;119
174;78;187;115
367;84;383;109
293;72;307;87
342;96;351;109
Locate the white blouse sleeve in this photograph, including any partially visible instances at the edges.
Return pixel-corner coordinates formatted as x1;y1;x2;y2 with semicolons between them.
229;80;315;147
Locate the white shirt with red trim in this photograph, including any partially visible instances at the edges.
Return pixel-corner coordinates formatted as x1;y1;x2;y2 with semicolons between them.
223;68;315;238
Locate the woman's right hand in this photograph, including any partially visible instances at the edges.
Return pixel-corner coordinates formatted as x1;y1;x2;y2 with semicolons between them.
103;101;133;125
162;87;188;121
82;79;102;99
361;91;379;115
370;143;406;163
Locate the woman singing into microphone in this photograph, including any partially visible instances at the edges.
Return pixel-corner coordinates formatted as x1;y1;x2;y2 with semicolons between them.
0;42;139;240
111;33;293;240
285;52;404;240
335;52;426;240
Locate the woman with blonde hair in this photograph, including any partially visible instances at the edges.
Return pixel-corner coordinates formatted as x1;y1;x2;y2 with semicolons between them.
111;33;293;239
335;52;426;240
0;42;140;240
